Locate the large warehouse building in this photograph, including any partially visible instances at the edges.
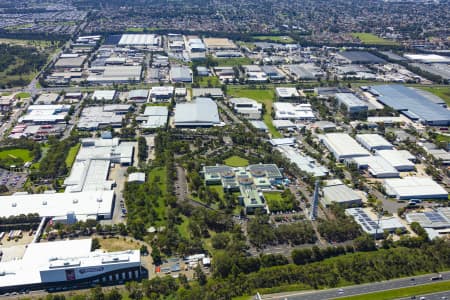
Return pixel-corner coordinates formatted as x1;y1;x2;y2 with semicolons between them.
320;133;370;161
370;85;450;126
118;34;161;47
384;176;448;200
356;134;394;151
0;239;141;293
174;98;220;127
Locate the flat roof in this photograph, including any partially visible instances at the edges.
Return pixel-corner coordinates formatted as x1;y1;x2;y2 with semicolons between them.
404;53;450;64
143;106;168;116
352;156;399;178
323;183;362;205
174;98;220;126
275;87;300;98
370;85;450;125
375;149;415;170
92;90;116;100
278;145;328;177
203;38;237;49
118;34;159;46
338;51;386;64
321;133;370;160
336;93;368;108
0;190;114;220
356;134;393;150
384;176;448;200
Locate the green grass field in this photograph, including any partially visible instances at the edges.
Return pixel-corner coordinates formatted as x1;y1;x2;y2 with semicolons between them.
224;155;249;167
253;35;294;43
0;148;33;161
197;76;221;87
215;57;253;67
351;33;398;46
15;92;31;99
148;167;168;226
65;143;80;168
336;280;450;300
416;86;450;106
227;87;281;138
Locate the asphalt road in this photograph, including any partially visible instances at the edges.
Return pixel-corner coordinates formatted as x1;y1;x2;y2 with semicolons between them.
399;291;449;300
261;271;450;300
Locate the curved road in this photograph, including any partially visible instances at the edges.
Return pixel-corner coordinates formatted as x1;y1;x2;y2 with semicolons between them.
261;271;450;300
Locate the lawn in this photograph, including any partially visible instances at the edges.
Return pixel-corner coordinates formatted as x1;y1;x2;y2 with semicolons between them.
215;57;253;67
177;215;190;239
336;280;450;300
0;148;33;161
224;155;249;167
351;32;398;46
15;92;31;99
148;167;168;226
197;76;221;87
98;237;141;252
252;35;294;43
416;85;450;106
227;87;281;138
65;143;80;168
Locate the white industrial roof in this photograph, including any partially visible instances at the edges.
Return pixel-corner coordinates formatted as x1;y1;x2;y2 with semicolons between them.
273;102;315;120
0;239;140;288
404;54;450;63
118;34;160;46
346;207;405;236
322;181;362;205
375;149;415;171
384;177;448;200
321;133;370;160
278;145;328;177
0;190;114;220
356;134;393;151
143;106;168;116
150;86;174;96
174;98;220;126
92;90;116;101
276;87;300;98
273;119;296;129
128;172;146;182
352;156;399;178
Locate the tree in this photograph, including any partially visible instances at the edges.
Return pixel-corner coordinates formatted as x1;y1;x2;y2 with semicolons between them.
353;233;376;251
91;238;101;251
194;264;207;286
151;245;162;265
211;233;230;249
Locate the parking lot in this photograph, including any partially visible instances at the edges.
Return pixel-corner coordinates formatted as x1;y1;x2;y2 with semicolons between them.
0;169;27;191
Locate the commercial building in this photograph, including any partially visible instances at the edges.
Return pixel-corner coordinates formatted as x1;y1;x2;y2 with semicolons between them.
0;190;114;221
118;34;160;47
140;106;168;129
203;164;283;214
64;137;134;194
275;87;300;101
128;172;146;183
20;105;70;125
320;133;370;161
335;93;368;116
203;38;237;50
36;93;60;105
337;51;386;64
170;66;192;83
286;64;324;80
250;120;269;132
403;54;450;64
352;156;400;178
0;239;141;293
229;98;262;119
54;55;86;69
261;65;285;81
355;134;394;151
77;105;131;130
322;179;362;207
277;145;328;177
149;86;174;102
192;88;224;99
128;89;149;102
405;208;450;239
92;90;116;101
375;149;415;171
346;208;405;237
174;98;220;128
273;102;315;121
88;66;142;84
384;177;448;200
370;85;450;126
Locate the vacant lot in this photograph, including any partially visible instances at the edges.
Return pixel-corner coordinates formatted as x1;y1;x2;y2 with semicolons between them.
351;32;398;46
65;143;81;168
98;237;141;252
